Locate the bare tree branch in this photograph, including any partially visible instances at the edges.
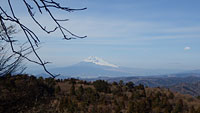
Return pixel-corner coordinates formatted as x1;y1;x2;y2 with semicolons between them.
0;0;87;78
0;45;28;76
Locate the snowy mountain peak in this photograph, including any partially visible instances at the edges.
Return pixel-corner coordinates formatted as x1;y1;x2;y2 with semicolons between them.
83;56;119;68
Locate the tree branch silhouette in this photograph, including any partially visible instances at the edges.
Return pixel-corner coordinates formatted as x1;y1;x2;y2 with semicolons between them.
0;0;87;78
0;24;32;76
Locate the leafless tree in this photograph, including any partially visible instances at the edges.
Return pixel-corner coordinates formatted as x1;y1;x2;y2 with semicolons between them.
0;0;87;78
0;24;31;76
0;45;27;76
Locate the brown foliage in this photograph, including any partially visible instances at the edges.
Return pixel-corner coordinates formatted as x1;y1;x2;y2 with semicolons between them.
1;75;200;113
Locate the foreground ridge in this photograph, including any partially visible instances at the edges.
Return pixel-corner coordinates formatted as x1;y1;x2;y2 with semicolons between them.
1;74;200;113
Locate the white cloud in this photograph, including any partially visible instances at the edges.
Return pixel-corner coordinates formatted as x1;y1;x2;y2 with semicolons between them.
184;46;191;51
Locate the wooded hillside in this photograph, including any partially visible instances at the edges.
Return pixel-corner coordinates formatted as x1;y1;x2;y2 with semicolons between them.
1;74;200;113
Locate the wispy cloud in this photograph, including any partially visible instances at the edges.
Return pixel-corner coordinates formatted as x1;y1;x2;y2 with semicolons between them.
16;15;200;41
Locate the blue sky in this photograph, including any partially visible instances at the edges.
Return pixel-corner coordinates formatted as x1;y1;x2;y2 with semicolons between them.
1;0;200;70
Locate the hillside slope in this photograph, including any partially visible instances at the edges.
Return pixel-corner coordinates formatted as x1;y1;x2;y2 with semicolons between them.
167;82;200;97
1;74;200;113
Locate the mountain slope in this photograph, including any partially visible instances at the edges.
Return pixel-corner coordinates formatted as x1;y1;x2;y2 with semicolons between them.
39;56;131;78
167;82;200;97
38;56;187;78
2;74;200;113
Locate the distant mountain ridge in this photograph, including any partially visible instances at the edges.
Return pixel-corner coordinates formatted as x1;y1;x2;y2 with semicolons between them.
37;56;188;78
35;56;200;97
167;82;200;97
84;74;200;97
38;56;131;78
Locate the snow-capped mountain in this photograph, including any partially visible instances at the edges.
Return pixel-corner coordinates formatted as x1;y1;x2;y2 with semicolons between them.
83;56;119;68
36;56;185;78
37;56;131;78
